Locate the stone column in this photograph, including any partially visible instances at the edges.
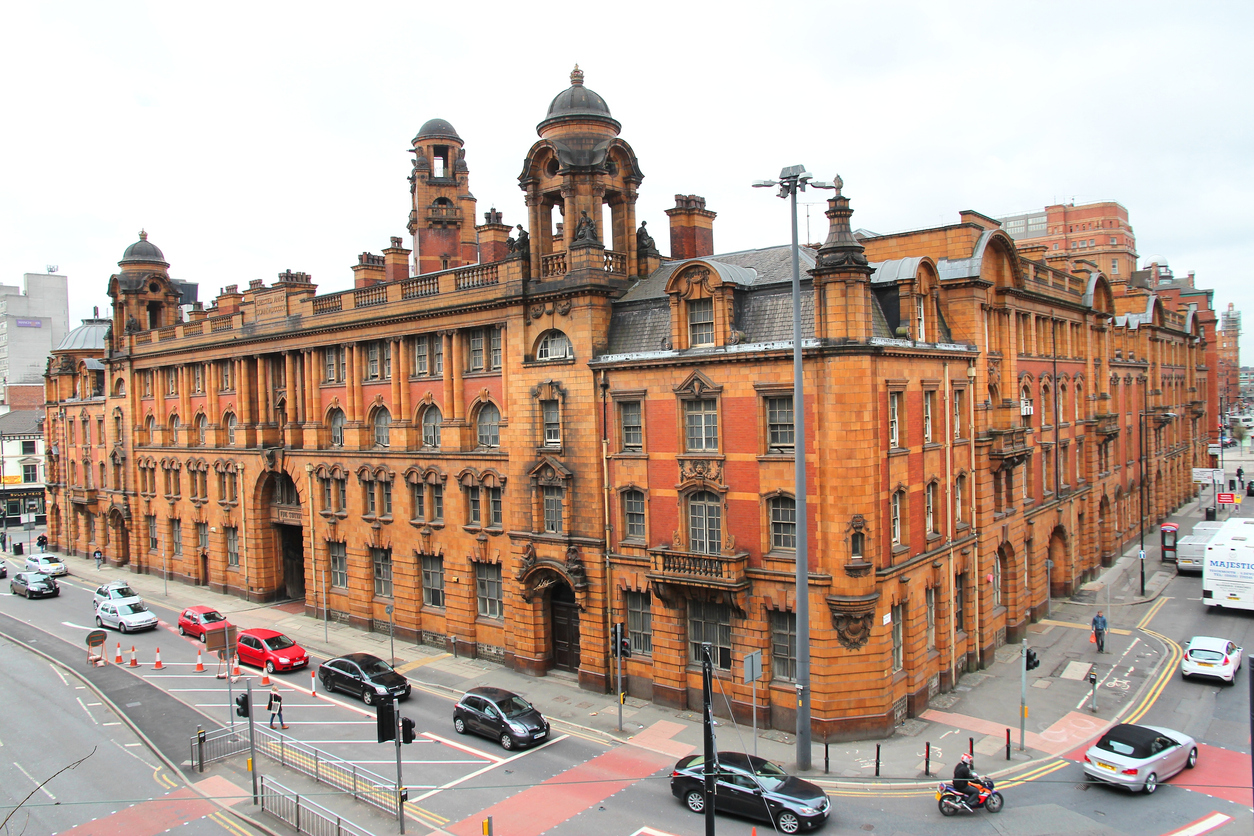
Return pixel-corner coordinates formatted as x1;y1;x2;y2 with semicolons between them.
498;323;509;423
451;330;465;420
390;338;403;416
285;351;297;424
441;332;455;415
347;343;360;422
398;337;412;421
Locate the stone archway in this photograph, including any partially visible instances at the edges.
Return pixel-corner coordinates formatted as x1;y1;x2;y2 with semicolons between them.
1048;526;1068;598
107;507;130;567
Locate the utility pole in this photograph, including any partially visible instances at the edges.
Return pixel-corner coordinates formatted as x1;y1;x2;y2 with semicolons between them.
702;643;715;836
247;679;258;804
1019;639;1027;751
394;695;405;834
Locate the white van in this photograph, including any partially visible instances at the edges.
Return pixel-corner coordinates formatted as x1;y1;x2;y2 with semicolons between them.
1177;534;1212;572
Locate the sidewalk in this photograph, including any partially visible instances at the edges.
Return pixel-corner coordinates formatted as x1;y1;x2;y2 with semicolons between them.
26;449;1251;788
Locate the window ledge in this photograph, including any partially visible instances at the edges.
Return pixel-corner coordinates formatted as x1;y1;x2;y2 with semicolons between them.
757;451;796;462
922;442;942;451
613;451;647;460
888;446;909;457
892;544;909;556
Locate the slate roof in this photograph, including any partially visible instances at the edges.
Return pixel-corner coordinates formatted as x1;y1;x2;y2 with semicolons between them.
0;410;43;435
55;318;111;351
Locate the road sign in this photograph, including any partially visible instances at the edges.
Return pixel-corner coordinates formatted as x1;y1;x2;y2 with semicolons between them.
1194;467;1224;483
743;650;763;683
1219;492;1237;504
1208;445;1223;457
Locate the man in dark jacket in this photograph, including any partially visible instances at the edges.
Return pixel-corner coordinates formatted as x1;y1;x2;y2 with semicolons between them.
953;753;979;810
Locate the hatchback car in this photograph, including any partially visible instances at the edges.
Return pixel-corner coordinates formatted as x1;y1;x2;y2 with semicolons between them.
670;751;831;833
238;628;309;673
10;571;59;599
177;606;232;642
1181;636;1243;684
317;653;410;705
93;581;140;610
1083;723;1197;793
95;599;159;633
24;554;66;577
453;686;550;750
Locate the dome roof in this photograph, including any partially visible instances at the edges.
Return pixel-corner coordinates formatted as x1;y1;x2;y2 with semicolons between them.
414;118;461;142
540;66;620;133
55;318;112;352
120;230;166;265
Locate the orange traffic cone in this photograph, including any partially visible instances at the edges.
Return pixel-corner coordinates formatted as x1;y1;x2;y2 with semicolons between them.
128;645;139;667
195;649;205;672
153;647;164;670
260;668;271;687
232;654;241;677
115;641;123;664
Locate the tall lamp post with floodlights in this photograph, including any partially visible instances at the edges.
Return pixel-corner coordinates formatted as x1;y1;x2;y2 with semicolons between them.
753;166;835;770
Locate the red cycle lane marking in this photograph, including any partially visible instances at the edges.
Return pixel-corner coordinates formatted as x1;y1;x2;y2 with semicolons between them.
55;787;217;836
445;744;675;836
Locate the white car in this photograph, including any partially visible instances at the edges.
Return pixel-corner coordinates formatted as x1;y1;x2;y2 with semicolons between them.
1083;723;1197;794
93;581;140;610
95;599;159;633
24;554;66;577
1181;636;1243;684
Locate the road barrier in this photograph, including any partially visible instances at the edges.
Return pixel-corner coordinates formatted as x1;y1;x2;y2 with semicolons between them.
260;775;374;836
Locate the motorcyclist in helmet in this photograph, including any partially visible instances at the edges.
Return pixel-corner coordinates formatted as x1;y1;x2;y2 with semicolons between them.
953;753;980;810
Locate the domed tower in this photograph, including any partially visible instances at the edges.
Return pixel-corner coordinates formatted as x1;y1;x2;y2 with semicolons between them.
518;66;644;281
107;230;184;340
409;118;478;275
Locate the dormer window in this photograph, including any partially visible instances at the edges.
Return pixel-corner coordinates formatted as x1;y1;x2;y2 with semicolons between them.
688;298;714;346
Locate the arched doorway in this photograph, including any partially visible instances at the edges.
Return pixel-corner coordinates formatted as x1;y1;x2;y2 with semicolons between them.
1048;526;1068;598
267;471;306;601
549;580;580;672
107;507;130;567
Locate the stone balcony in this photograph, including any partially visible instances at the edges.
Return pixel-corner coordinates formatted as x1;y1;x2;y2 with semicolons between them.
646;546;749;592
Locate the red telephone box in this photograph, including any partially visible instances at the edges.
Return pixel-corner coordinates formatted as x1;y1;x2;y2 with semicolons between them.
1160;522;1179;563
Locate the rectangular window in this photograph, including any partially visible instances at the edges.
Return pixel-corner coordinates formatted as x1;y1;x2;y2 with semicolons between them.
22;440;36;455
469;330;485;371
488;487;502;527
147;515;158;551
624;490;645;539
412;482;425;521
367;342;380;379
926;483;936;534
372;547;393;597
542;399;561;446
891;603;904;672
338;478;347;513
889;392;900;447
543;485;564;533
324;347;342;382
22;464;37;482
433;336;443;375
954;573;965;632
193;364;204;393
926;587;936;649
923;391;933;443
620;401;642;450
1111;259;1119;275
688;600;731;670
421;555;445;608
490;328;502;369
994;555;1004;608
915;296;926;340
688;298;714;346
767;395;794;450
475;562;503;618
197;522;209;552
382;481;392;517
469;486;481;525
770;497;797;550
955;475;965;523
220;361;233;391
953;389;963;439
329;540;347;587
226;526;239;567
891;492;902;544
432;484;443;521
770;611;797;681
685;399;718;451
414;336;429;375
625;591;652;655
172;519;182;557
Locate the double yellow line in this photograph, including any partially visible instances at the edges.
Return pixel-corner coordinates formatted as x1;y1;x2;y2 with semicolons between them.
1122;596;1183;725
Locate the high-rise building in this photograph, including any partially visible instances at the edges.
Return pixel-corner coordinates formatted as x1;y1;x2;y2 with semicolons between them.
998;202;1137;279
0;272;69;411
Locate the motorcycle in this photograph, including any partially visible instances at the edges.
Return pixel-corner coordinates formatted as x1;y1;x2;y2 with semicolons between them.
936;775;1003;815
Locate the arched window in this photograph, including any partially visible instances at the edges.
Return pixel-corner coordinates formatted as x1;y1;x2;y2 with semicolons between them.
169;415;180;444
477;403;500;448
145;416;156;445
1074;382;1083;423
422;406;443;448
373;408;391;448
1020;384;1033;428
768;495;796;551
195;414;207;446
622;489;645;540
688;491;722;555
225;413;237;445
537;330;573;361
328;408;345;447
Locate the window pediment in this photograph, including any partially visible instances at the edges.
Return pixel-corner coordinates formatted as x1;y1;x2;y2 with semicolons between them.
673;370;721;398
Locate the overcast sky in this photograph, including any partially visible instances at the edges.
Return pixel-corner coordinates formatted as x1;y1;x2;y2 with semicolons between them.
3;2;1251;355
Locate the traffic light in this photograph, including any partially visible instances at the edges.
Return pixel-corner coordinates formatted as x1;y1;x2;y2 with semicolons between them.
235;693;250;718
377;700;396;743
613;623;631;659
401;716;416;744
1025;649;1040;671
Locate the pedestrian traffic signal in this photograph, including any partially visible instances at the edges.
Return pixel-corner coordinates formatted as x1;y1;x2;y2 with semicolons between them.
377;700;396;743
1026;649;1040;671
235;693;250;718
401;716;416;744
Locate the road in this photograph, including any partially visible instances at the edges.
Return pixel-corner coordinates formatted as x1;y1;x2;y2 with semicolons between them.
2;551;1252;836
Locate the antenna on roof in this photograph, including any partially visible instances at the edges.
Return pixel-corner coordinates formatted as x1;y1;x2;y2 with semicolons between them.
46;264;58;273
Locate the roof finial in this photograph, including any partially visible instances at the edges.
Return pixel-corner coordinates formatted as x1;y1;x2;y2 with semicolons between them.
570;64;584;86
139;229;148;241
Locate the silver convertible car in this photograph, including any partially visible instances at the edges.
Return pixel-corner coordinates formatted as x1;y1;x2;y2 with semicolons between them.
1083;723;1197;793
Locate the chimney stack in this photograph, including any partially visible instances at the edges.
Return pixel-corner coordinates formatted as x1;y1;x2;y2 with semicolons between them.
667;195;716;260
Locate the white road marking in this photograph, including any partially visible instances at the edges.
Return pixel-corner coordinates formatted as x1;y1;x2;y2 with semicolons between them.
60;621;96;630
422;732;503;762
49;664;69;685
76;696;98;724
1164;813;1233;836
14;762;56;799
411;735;566;802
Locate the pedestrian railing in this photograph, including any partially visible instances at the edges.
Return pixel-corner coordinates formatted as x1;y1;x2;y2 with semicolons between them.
190;724;400;819
260;775;374;836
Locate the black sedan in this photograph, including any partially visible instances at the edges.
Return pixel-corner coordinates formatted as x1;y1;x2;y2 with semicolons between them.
10;572;59;599
670;751;831;834
453;686;550;750
317;653;410;705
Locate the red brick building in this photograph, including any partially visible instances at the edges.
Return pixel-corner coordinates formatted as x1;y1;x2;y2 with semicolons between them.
44;69;1211;739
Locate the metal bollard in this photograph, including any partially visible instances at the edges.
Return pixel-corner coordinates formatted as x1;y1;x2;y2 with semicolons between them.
875;743;881;777
824;737;829;774
1005;728;1011;761
925;741;931;776
969;736;974;758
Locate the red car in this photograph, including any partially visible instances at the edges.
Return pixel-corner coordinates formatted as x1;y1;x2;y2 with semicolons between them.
237;628;310;673
177;606;232;642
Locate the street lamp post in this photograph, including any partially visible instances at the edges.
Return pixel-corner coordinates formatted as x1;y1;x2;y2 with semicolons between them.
753;166;835;771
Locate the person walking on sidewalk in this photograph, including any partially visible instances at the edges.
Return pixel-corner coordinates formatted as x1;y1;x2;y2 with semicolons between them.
1239;466;1245;489
37;534;47;552
1091;610;1108;653
267;685;288;729
94;548;103;569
